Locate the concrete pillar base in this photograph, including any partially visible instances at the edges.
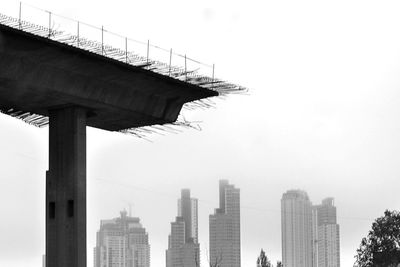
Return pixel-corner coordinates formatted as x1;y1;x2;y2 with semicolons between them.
46;107;87;267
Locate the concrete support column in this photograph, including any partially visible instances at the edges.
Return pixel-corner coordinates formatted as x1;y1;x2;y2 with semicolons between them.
46;106;87;267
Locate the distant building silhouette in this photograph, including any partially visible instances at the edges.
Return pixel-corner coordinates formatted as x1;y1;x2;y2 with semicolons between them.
209;180;241;267
312;198;340;267
166;189;200;267
281;190;313;267
94;210;150;267
178;189;199;244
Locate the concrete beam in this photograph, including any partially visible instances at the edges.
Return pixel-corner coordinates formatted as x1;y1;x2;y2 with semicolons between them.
0;24;218;131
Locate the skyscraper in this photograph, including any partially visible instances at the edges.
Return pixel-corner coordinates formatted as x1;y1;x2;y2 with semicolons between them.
281;190;313;267
178;189;199;243
209;180;241;267
312;198;340;267
94;210;150;267
166;189;200;267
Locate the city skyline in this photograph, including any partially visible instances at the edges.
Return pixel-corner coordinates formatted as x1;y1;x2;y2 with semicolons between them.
93;182;243;267
32;173;389;267
91;186;342;267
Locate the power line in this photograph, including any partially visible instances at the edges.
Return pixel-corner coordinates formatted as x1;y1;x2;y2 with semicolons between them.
95;178;378;222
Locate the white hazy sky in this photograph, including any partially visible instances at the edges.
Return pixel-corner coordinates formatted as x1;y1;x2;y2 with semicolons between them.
1;0;400;266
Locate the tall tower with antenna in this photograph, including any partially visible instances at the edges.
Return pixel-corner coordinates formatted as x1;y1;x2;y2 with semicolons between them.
94;211;150;267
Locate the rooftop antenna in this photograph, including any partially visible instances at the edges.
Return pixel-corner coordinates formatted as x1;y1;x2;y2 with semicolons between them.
128;203;133;217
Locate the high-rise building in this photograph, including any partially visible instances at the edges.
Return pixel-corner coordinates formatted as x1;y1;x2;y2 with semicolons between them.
282;190;341;267
312;198;340;267
209;180;241;267
94;210;150;267
178;189;199;244
166;189;200;267
281;190;313;267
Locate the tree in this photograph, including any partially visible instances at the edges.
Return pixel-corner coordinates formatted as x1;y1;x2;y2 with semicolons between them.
257;249;272;267
209;252;222;267
205;247;223;267
354;210;400;267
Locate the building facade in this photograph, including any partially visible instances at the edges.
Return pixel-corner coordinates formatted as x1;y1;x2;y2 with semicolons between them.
177;189;199;244
313;198;340;267
166;189;200;267
94;210;150;267
281;190;313;267
209;180;241;267
282;191;341;267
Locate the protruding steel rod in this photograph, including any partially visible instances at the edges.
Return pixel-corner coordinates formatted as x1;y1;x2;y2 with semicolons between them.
101;26;104;55
48;11;52;37
169;48;172;76
212;63;215;88
125;37;128;63
77;21;80;47
18;2;21;30
146;40;150;66
185;54;187;81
